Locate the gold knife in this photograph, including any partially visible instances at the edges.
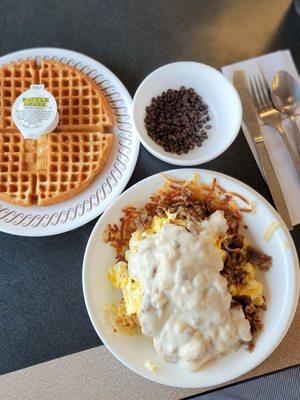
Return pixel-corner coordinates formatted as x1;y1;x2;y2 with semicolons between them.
233;69;293;231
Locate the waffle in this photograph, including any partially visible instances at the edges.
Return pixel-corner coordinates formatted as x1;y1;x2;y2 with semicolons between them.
0;59;114;206
0;132;37;206
39;60;113;131
36;131;113;205
0;60;38;130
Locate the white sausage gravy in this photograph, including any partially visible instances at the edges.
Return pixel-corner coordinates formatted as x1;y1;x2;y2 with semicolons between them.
127;210;252;371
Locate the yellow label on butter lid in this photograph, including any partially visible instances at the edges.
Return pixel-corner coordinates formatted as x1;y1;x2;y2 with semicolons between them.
23;97;49;107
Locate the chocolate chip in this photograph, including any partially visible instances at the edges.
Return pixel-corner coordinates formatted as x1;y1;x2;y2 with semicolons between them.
144;86;211;155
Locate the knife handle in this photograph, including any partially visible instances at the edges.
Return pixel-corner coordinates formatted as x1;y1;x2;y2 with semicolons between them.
255;139;293;230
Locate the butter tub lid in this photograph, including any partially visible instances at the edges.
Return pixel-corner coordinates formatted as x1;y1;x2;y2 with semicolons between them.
12;84;59;139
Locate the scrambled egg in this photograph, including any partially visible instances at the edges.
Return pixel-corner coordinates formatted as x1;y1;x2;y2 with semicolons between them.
145;360;158;372
108;261;143;315
145;213;187;234
108;215;264;327
229;262;264;306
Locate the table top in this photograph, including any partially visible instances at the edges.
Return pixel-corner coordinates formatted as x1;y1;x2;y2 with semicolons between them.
1;304;300;400
0;0;299;398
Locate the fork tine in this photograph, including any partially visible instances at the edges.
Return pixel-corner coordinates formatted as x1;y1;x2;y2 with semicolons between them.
249;76;261;113
257;63;273;109
257;74;272;110
254;75;267;112
253;75;267;111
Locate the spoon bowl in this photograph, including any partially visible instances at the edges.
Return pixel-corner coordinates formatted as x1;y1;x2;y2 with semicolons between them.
271;70;300;113
271;70;300;152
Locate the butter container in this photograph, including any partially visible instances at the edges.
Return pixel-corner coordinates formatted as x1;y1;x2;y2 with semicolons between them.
12;84;59;139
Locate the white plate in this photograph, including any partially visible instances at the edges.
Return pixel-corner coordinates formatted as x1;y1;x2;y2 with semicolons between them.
0;48;139;236
83;169;299;388
133;62;242;166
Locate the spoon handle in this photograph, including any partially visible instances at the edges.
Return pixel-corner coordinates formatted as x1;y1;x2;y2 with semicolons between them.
289;115;300;155
277;123;300;178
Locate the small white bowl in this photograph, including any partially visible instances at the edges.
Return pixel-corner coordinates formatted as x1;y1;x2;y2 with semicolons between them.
133;62;242;166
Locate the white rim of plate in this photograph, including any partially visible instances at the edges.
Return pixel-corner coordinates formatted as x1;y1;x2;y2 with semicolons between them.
83;168;299;388
0;47;140;236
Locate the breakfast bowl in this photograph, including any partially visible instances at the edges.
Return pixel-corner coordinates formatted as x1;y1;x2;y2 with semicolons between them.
133;62;242;166
82;169;299;388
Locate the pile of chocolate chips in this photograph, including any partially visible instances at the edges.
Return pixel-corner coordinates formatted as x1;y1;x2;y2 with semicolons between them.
144;86;211;154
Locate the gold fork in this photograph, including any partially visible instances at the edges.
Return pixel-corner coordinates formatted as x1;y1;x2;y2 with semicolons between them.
250;74;300;178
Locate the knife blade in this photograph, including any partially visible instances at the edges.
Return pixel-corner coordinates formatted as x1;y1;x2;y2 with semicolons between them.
233;69;293;230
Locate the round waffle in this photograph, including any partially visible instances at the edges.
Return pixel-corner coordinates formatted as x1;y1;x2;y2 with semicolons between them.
0;60;114;206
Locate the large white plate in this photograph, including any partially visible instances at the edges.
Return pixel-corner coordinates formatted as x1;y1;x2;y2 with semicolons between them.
83;169;299;388
0;48;139;236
